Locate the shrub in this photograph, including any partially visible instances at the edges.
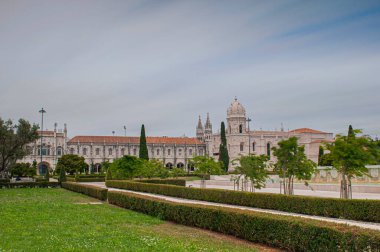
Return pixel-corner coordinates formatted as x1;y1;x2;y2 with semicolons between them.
108;191;380;252
106;180;380;223
61;182;107;200
136;179;186;186
0;182;59;188
75;177;105;182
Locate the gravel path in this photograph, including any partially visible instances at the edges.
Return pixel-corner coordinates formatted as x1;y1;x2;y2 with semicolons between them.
84;182;380;232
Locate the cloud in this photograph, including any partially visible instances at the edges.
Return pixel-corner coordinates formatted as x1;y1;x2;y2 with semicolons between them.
0;0;379;137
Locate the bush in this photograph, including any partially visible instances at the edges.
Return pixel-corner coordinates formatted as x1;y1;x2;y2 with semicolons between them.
136;179;186;186
0;182;59;188
108;191;380;252
61;182;108;200
75;177;105;182
106;180;380;223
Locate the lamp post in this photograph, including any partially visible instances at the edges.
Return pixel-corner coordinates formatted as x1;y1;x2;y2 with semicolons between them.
112;131;115;136
123;125;126;137
246;117;252;155
39;108;46;175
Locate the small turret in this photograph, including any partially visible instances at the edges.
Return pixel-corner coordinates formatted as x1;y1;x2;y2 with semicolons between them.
196;116;204;142
204;113;213;141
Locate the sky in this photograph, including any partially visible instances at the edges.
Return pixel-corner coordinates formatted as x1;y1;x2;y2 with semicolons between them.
1;0;380;138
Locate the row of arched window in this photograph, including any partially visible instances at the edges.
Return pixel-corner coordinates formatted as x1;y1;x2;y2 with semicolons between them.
69;147;202;157
31;146;63;156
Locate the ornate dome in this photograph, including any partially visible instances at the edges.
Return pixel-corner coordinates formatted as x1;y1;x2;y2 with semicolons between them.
227;98;246;117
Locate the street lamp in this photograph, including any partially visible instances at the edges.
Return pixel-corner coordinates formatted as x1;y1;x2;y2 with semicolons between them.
112;131;115;136
123;125;126;136
39;108;46;175
246;117;252;155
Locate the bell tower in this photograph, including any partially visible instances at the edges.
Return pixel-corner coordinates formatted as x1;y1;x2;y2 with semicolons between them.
196;116;204;142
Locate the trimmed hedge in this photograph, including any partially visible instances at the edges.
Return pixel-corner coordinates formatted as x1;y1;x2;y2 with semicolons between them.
136;179;186;186
61;182;108;200
0;182;59;188
108;190;380;252
106;180;380;223
65;176;105;182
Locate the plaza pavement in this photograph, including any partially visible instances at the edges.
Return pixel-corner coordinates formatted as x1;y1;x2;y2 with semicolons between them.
84;182;380;232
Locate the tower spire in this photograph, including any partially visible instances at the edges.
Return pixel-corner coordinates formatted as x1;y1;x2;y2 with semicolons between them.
196;115;204;142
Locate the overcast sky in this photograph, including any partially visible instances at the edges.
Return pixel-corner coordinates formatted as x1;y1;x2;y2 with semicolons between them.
1;0;379;138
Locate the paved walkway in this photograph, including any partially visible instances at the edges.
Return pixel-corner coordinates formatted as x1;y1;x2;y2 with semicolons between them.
84;182;380;231
187;181;380;199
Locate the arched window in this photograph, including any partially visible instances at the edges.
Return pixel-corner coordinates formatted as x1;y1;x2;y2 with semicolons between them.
133;149;137;155
177;163;184;168
189;149;193;156
70;148;74;155
166;163;173;169
167;149;171;156
95;148;100;156
121;148;125;156
108;148;112;156
178;148;182;156
57;147;62;156
267;143;271;158
156;149;160;155
83;148;87;156
239;124;243;133
252;142;255;152
240;142;244;152
199;149;203;156
187;163;195;172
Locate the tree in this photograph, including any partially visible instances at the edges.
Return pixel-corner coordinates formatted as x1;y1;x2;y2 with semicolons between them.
58;165;66;183
170;167;185;178
235;155;269;190
318;146;324;165
10;162;35;177
326;126;379;199
272;137;317;195
108;155;145;180
0;118;39;178
139;124;149;160
191;156;223;187
218;121;229;172
56;154;87;175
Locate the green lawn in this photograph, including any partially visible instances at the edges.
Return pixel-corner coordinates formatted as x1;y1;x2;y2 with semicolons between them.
0;188;269;252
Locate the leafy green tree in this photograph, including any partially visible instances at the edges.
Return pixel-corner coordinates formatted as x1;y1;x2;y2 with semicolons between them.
139;124;149;160
170;167;185;178
218;122;229;172
235;155;269;190
10;162;35;177
326;126;379;199
100;160;111;173
108;155;145;180
272;137;317;195
56;154;87;175
191;156;223;183
0;118;39;178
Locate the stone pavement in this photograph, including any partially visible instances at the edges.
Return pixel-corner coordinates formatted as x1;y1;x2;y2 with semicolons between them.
84;182;380;232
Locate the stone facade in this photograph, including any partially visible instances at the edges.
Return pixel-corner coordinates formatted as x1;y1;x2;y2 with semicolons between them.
197;98;334;169
22;98;333;174
20;123;68;174
66;136;205;172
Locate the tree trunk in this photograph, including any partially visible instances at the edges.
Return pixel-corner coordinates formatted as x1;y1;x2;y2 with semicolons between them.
340;171;349;199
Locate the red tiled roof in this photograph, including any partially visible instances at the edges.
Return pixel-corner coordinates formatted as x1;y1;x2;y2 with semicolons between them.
289;128;329;134
68;136;203;145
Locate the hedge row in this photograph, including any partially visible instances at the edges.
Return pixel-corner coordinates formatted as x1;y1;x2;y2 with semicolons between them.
0;182;59;188
61;182;108;200
136;179;186;186
65;177;105;182
108;190;380;252
106;180;380;223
